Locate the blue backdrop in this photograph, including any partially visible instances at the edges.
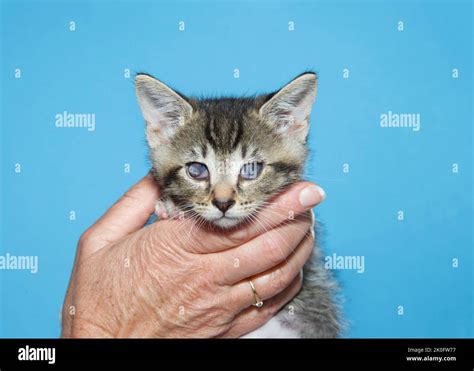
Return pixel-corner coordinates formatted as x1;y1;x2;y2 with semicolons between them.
1;0;472;338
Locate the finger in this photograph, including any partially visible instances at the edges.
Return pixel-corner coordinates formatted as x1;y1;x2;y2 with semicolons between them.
80;173;160;252
228;231;313;311
211;212;313;285
220;273;302;338
152;182;324;254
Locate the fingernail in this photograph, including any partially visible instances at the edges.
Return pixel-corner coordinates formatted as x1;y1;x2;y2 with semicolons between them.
299;185;326;207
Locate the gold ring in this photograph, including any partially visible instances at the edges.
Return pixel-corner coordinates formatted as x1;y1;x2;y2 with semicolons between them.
249;280;263;308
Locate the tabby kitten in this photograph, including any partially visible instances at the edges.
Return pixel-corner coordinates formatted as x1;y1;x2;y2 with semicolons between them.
135;72;341;338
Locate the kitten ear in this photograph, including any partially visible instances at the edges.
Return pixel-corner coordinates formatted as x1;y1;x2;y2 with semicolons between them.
259;72;317;141
135;74;193;144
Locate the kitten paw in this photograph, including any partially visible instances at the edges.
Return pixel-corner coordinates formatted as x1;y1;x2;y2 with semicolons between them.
155;199;179;220
155;200;170;220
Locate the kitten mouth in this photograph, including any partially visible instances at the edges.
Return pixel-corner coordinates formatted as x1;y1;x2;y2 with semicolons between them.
217;215;237;220
208;215;243;229
214;215;239;223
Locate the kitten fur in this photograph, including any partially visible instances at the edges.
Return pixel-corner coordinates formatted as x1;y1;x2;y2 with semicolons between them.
135;72;341;338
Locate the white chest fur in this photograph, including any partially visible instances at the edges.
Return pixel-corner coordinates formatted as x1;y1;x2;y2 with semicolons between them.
240;317;300;338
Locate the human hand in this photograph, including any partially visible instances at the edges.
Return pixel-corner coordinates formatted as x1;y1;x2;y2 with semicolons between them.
61;173;325;338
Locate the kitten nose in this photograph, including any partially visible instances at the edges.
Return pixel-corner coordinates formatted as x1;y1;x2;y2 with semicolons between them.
212;199;235;213
212;183;235;213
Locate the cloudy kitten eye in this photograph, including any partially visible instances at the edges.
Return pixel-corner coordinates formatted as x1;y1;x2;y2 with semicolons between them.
186;162;209;180
239;162;263;180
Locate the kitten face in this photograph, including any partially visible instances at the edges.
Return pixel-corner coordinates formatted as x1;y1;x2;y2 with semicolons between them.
136;73;317;229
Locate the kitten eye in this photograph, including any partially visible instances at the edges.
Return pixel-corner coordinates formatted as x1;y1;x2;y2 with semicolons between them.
186;162;209;180
239;162;263;180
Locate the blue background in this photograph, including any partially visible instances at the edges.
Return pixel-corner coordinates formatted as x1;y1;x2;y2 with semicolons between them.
1;0;472;338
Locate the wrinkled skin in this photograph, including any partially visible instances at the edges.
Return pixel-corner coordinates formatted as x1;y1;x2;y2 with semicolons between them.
61;174;324;338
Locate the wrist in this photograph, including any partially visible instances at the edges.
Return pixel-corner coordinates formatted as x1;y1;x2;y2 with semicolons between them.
64;316;115;338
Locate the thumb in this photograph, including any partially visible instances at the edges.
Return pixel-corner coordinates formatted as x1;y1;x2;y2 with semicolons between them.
79;173;160;256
